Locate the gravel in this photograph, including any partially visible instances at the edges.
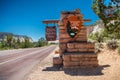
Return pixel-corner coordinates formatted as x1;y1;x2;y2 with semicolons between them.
26;46;120;80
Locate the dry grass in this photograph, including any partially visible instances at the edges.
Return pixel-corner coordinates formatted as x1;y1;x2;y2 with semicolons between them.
26;46;120;80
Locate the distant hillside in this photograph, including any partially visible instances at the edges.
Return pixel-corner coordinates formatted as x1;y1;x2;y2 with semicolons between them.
0;32;33;42
87;20;104;34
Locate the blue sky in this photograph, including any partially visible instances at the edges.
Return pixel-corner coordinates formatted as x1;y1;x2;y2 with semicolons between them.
0;0;99;41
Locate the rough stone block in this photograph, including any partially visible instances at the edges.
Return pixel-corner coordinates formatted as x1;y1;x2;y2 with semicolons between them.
63;61;70;67
59;33;70;38
67;48;78;52
59;38;71;43
88;49;95;52
62;54;71;62
63;53;98;68
71;57;80;62
59;43;66;49
75;37;87;42
59;26;65;29
53;54;63;65
67;43;75;49
77;32;87;36
59;29;66;33
87;43;95;49
78;49;88;52
74;43;83;48
70;62;80;66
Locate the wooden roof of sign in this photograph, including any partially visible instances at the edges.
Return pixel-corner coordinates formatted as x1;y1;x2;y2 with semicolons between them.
61;9;91;22
61;9;81;14
42;9;91;25
83;19;91;22
42;20;59;24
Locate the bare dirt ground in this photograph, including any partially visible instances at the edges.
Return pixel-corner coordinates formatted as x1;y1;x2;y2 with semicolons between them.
26;46;120;80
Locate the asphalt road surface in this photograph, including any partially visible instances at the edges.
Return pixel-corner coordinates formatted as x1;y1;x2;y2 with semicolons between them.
0;45;56;80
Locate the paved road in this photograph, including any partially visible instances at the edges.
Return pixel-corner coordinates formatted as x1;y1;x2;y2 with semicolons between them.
0;45;56;80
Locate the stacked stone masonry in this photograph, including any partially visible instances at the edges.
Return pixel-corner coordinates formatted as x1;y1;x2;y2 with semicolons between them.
67;42;95;52
53;54;62;66
53;9;99;68
63;53;98;68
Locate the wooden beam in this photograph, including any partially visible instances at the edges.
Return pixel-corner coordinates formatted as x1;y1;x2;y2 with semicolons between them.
42;20;59;24
84;19;91;22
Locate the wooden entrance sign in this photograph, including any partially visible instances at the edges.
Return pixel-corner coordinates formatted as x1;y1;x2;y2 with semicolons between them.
58;9;99;68
43;20;59;41
42;9;98;68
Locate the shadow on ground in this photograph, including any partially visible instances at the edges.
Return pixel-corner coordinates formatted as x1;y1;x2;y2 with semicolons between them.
0;75;7;80
42;65;62;71
42;65;110;76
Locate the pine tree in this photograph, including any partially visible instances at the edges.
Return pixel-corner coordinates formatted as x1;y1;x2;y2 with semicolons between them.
6;35;13;48
92;0;120;39
24;37;31;48
37;37;48;47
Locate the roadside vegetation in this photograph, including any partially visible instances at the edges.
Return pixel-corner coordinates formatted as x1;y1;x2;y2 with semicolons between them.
89;0;120;54
0;35;49;50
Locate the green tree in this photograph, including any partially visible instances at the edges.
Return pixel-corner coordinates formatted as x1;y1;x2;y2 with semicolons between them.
37;37;48;47
17;38;21;44
1;36;7;48
6;35;13;48
88;31;104;43
92;0;120;39
23;37;31;48
12;38;16;48
0;42;2;49
15;38;21;48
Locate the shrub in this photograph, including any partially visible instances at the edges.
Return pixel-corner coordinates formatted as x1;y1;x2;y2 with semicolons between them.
106;40;118;50
118;44;120;54
88;31;105;43
95;43;104;53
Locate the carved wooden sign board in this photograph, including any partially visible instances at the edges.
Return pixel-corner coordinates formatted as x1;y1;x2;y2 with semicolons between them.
45;26;56;41
43;20;59;41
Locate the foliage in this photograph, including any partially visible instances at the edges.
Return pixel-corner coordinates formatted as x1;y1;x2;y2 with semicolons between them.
0;35;13;48
7;34;13;48
88;30;105;43
94;32;104;42
0;35;49;50
89;20;103;26
0;43;2;48
22;37;31;48
118;44;120;54
14;38;21;49
92;0;120;38
88;25;120;42
0;36;34;50
106;39;118;49
37;37;48;47
95;43;104;53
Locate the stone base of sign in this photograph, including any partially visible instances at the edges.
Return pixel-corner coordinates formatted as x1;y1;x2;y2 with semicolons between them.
63;53;98;68
53;54;63;66
67;42;95;53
